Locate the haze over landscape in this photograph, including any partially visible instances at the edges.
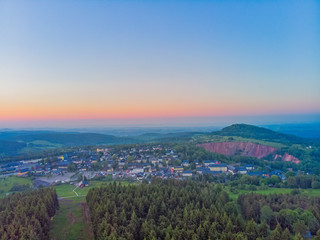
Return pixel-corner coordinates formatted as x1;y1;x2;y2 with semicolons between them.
1;0;319;128
1;1;320;240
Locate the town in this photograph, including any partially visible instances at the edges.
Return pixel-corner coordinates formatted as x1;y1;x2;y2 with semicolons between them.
0;144;287;187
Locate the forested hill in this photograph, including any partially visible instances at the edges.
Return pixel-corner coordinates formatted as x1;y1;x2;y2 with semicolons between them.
87;180;320;239
0;131;137;157
212;124;308;144
0;188;59;239
0;140;27;155
19;132;134;146
1;124;317;157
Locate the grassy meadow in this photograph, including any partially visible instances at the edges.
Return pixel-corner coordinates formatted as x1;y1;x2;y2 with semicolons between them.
54;180;134;198
49;197;94;240
224;186;320;200
0;176;32;198
193;135;287;148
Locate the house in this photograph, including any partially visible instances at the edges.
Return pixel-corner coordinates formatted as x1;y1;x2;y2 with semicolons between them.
244;164;255;171
136;173;144;180
52;169;62;175
143;163;152;169
107;167;114;172
171;166;183;173
130;168;144;174
79;180;89;188
182;161;190;167
196;167;209;174
58;161;70;170
17;168;29;176
5;167;16;174
182;170;193;177
195;162;202;168
203;160;215;166
227;166;237;175
151;159;159;165
208;164;227;172
237;167;247;174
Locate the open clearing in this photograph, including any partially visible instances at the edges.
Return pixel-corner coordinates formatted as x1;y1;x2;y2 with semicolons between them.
225;186;320;200
0;176;32;198
54;180;134;198
49;197;94;240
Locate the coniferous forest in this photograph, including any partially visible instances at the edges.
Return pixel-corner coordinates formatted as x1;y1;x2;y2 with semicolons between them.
86;179;320;240
0;188;59;240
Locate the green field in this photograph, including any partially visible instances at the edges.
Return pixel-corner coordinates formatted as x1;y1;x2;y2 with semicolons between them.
0;176;32;198
225;186;320;200
54;184;77;198
54;180;134;198
50;181;134;239
193;135;287;148
49;197;93;240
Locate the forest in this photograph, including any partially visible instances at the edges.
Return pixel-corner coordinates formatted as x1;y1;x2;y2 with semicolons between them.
86;179;320;240
0;188;59;240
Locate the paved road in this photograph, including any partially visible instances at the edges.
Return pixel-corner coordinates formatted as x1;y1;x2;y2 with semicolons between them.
73;186;79;196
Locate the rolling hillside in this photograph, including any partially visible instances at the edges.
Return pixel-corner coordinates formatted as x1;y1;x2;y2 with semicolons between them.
213;124;305;144
1;124;318;160
0;131;137;156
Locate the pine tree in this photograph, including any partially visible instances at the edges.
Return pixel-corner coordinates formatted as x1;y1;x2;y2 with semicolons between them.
282;228;290;240
315;229;320;240
293;233;304;240
270;223;282;240
245;219;258;240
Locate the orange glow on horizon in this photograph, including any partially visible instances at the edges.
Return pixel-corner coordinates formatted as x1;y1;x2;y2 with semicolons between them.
1;103;319;122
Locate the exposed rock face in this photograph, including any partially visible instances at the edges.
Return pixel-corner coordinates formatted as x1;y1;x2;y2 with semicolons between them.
282;153;301;164
198;142;277;159
198;141;301;164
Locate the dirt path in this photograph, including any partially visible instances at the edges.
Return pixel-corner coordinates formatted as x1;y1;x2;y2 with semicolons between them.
50;198;94;240
82;202;94;239
67;212;75;225
82;203;89;223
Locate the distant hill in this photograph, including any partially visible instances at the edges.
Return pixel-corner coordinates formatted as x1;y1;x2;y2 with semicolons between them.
0;140;27;156
19;132;130;146
0;131;138;157
212;124;306;144
262;123;320;139
0;124;317;158
0;130;54;141
133;132;199;142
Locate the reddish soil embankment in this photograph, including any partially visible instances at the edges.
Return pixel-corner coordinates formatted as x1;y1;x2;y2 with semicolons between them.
198;141;301;164
199;141;277;159
281;153;301;164
82;203;90;224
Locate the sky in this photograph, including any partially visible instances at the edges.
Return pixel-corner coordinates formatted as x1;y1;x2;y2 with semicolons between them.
0;0;319;128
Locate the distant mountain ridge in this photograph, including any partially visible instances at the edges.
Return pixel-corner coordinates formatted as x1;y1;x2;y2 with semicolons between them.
19;132;124;145
212;124;306;144
0;132;137;157
0;124;317;158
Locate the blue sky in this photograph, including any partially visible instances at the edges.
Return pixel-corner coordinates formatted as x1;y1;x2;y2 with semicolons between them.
0;0;319;128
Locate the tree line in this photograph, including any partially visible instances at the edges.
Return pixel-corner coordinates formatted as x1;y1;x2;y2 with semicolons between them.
0;188;59;240
238;192;320;236
86;179;320;240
